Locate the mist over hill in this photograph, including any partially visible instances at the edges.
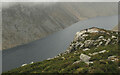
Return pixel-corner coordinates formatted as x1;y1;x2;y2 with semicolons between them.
2;2;118;50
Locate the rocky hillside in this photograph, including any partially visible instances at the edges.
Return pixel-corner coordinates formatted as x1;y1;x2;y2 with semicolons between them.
2;2;117;50
3;27;120;73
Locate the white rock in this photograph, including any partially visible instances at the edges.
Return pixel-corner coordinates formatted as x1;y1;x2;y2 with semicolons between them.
85;61;93;65
80;53;91;62
108;56;116;58
112;36;116;39
83;48;90;51
116;32;118;34
102;39;107;41
21;64;27;67
105;38;111;45
92;52;98;55
73;60;81;64
99;50;106;53
30;62;34;64
47;58;54;60
74;52;76;54
108;56;119;62
47;58;52;60
74;31;87;41
88;53;93;56
80;43;84;48
55;56;59;58
98;41;103;46
99;36;104;39
88;29;99;33
82;34;88;37
61;57;65;59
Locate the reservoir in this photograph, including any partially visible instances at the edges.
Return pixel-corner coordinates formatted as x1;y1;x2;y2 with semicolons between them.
2;15;118;72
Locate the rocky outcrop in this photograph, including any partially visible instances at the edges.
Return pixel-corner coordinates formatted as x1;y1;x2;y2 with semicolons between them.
66;27;118;53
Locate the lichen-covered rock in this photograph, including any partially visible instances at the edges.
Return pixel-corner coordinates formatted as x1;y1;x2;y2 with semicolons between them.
99;50;106;53
105;38;111;45
80;53;91;62
112;36;117;39
83;48;90;51
99;36;104;39
108;56;119;62
73;60;81;64
84;40;95;48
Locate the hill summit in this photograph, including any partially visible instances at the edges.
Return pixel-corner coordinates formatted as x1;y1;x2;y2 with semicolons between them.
3;27;120;73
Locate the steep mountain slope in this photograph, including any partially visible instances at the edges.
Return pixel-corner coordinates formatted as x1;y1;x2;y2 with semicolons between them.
3;27;120;73
2;2;118;50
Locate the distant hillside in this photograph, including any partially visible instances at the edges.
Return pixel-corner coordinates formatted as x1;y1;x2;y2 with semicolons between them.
3;27;120;73
2;2;118;50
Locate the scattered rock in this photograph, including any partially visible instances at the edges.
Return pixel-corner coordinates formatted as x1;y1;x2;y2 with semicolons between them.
80;43;84;48
74;52;76;54
105;38;111;45
61;57;65;60
108;56;119;62
99;50;106;53
88;53;93;56
97;41;103;47
83;48;90;51
85;61;93;65
82;34;88;37
80;53;91;62
30;62;34;64
92;52;99;56
73;60;81;64
84;40;95;48
112;36;117;39
99;36;104;39
74;31;86;41
54;56;59;58
21;64;27;67
47;58;54;60
102;39;107;41
80;53;94;65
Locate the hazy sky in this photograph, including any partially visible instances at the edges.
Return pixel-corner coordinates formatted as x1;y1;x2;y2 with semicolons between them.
1;0;120;2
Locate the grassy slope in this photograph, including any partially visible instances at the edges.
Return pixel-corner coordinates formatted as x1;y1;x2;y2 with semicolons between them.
3;30;120;74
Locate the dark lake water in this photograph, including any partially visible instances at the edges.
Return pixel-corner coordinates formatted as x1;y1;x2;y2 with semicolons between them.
2;15;118;72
